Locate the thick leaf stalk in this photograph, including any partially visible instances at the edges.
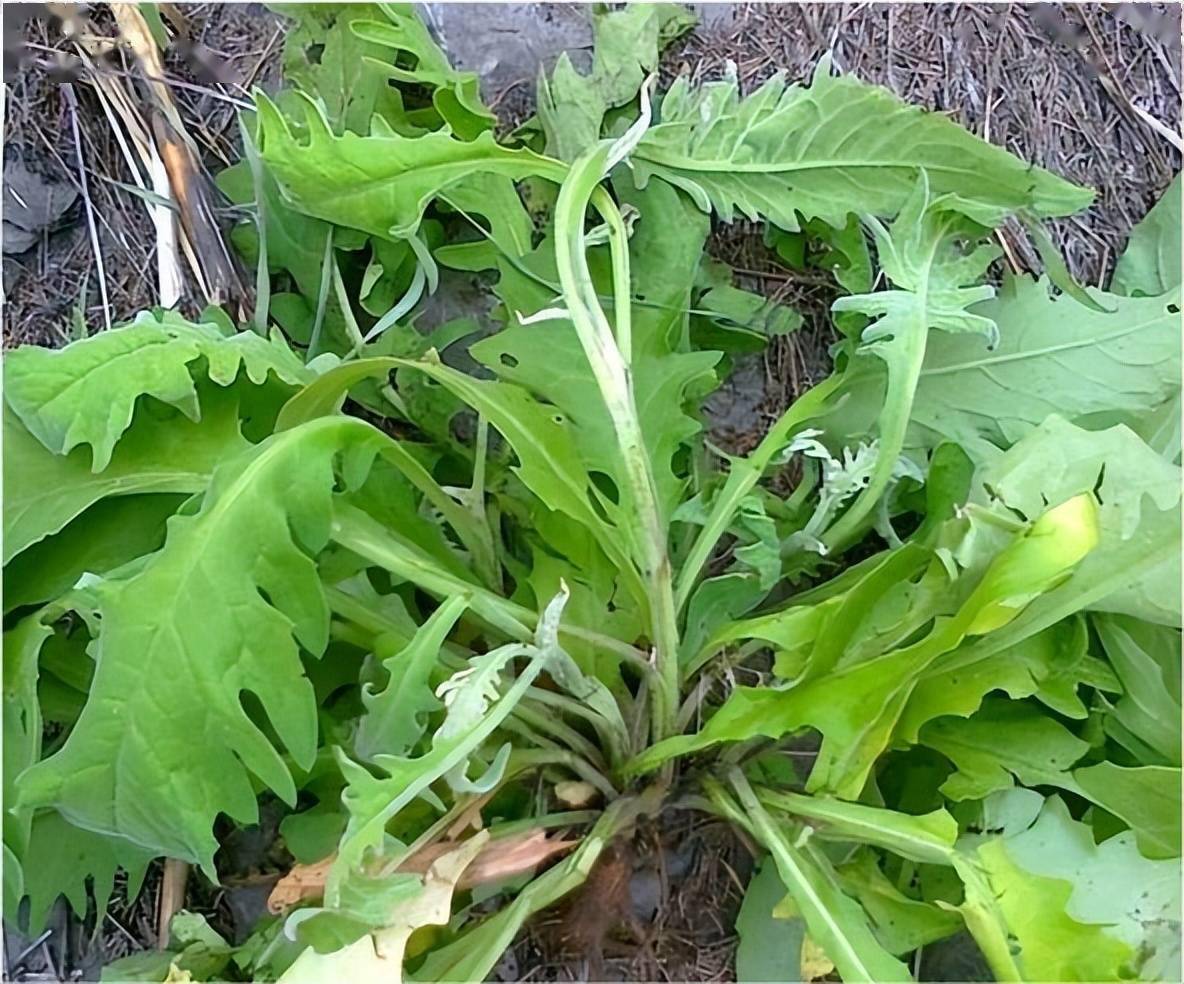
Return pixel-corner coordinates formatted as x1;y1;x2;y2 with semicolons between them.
552;146;682;746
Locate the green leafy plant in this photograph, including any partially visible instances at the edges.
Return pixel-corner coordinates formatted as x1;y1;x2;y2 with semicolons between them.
3;5;1180;982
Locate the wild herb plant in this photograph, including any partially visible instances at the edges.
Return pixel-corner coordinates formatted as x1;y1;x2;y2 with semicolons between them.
3;5;1180;981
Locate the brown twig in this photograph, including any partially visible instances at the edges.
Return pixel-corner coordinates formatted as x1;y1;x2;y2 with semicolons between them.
155;858;190;949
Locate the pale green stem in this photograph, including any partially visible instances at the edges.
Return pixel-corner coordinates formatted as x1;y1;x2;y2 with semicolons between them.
552;150;680;746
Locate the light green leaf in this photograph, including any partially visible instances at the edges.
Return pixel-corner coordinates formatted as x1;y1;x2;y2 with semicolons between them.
537;4;692;161
971;830;1134;982
897;616;1117;743
994;796;1180;981
255;90;554;244
1113;173;1182;297
899;275;1182;460
3;311;309;471
632;58;1092;230
349;6;495;138
20;809;154;935
2;613;49;918
634;494;1099;789
1094;614;1181;766
16;416;386;873
919;698;1091;801
273;3;408;135
756;788;957;865
3;384;246;563
1073;762;1181;860
354;596;467;762
836;853;962;956
979;416;1181;624
923;700;1180;857
823;178;998;550
3;494;186;613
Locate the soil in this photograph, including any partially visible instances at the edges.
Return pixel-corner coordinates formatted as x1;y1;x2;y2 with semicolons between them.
2;3;1180;982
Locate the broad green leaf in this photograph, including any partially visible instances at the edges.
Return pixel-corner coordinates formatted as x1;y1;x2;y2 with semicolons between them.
923;698;1180;858
3;311;309;471
255;90;554;244
2;613;49;917
3;384;245;563
273;3;408;135
632;58;1092;231
993;796;1181;980
836;853;962;956
1073;762;1181;860
633;494;1099;788
1094;614;1181;766
734;860;805;983
919;698;1090;801
4;494;186;613
1113;173;1182;297
16;416;386;872
354;596;467;762
972;832;1134;982
20;809;153;935
349;6;495;138
900;276;1182;462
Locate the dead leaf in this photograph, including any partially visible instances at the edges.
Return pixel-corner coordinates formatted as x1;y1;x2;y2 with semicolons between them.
554;780;599;808
268;830;579;914
445;793;492;840
267;856;335;913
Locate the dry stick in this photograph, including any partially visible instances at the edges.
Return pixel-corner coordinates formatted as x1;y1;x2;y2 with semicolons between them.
156;858;190;949
63;83;112;333
111;2;246;313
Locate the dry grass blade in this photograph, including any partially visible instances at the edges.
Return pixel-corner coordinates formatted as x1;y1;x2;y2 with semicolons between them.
62;82;111;332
